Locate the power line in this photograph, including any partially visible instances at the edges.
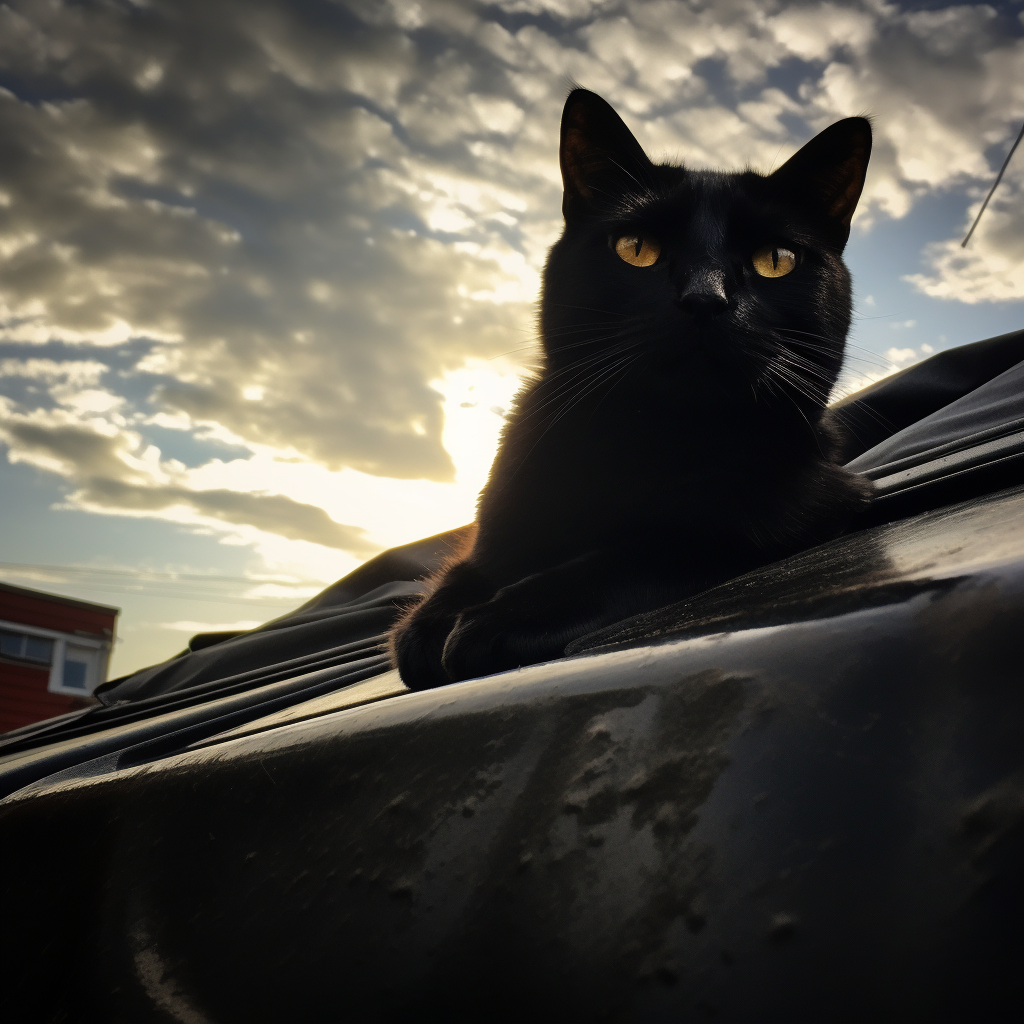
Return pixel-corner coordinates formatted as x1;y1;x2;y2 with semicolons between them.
962;119;1024;248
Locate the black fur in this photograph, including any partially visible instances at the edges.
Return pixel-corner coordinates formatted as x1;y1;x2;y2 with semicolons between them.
391;89;873;689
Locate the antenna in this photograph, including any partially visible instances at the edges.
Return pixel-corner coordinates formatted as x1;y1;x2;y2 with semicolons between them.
962;119;1024;248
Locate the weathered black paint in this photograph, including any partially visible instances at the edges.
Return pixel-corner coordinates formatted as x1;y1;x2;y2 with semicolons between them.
3;487;1024;1021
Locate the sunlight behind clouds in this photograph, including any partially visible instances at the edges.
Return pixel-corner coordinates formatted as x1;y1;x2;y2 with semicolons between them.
200;359;526;584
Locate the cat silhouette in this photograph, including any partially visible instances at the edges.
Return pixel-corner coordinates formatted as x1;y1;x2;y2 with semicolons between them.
391;88;873;689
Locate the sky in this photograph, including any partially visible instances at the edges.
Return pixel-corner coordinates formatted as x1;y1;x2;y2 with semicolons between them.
0;0;1023;678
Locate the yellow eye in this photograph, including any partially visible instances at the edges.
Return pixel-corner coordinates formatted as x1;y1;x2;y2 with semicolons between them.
615;235;660;267
752;245;797;278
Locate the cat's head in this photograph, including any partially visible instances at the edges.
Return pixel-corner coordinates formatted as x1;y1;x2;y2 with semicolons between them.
541;89;871;412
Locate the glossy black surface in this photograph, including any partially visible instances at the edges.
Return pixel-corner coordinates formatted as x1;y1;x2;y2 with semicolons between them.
829;326;1024;461
571;479;1024;652
3;486;1023;1021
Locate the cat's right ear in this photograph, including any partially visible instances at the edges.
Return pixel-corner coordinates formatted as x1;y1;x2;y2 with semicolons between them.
560;89;653;219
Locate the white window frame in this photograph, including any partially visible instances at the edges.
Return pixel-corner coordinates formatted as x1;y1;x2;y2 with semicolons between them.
0;618;110;696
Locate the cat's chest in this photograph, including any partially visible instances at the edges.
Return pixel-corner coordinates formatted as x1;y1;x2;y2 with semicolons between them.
489;389;811;538
573;456;715;518
570;408;761;486
551;431;761;522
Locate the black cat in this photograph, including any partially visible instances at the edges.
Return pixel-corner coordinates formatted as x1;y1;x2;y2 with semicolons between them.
391;88;873;690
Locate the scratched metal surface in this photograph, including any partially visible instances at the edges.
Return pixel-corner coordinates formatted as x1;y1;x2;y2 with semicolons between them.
3;486;1024;1022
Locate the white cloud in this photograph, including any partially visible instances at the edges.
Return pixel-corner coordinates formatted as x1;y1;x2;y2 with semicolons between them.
886;347;916;362
0;402;379;555
834;340;935;400
769;2;877;63
161;620;261;632
0;358;107;386
906;166;1024;302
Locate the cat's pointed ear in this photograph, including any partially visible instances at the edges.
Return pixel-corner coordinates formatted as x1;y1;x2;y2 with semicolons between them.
771;117;872;235
560;89;653;219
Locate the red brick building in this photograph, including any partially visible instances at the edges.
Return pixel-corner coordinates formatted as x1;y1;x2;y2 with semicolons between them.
0;582;119;735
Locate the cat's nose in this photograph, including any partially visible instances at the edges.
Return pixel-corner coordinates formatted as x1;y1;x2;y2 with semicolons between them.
676;269;730;317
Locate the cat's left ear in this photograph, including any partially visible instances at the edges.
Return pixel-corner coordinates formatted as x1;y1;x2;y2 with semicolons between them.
770;117;872;238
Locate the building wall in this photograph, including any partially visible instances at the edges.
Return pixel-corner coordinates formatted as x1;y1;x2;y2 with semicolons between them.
0;586;116;637
0;660;86;735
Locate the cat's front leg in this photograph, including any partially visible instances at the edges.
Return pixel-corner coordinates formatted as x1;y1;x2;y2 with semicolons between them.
389;560;496;690
440;551;651;683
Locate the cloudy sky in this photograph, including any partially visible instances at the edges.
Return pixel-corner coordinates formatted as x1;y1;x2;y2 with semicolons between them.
1;0;1022;677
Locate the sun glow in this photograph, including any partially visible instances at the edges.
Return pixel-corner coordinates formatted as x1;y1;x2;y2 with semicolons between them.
184;359;528;587
435;359;526;494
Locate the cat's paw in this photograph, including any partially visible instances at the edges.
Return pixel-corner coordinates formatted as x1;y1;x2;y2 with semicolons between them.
390;606;458;691
440;600;566;683
388;558;498;690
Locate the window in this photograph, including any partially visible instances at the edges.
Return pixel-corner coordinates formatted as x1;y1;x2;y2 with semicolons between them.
0;618;109;697
59;645;97;692
47;644;103;696
0;629;55;666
